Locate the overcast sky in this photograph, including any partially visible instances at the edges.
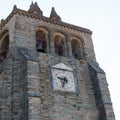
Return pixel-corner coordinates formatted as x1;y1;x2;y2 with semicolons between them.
0;0;120;120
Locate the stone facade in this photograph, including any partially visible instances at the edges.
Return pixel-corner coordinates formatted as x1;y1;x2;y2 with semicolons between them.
0;2;115;120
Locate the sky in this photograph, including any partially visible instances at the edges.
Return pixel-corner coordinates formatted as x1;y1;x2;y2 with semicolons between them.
0;0;120;119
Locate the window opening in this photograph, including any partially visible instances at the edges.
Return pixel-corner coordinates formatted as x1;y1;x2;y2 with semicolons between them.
71;39;80;59
0;35;9;62
36;30;47;53
54;35;64;56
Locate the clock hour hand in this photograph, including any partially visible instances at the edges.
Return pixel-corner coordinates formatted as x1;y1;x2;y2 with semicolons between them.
57;76;68;88
63;77;68;83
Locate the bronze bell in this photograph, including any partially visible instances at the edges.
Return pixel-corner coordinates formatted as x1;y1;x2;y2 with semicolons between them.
36;41;45;53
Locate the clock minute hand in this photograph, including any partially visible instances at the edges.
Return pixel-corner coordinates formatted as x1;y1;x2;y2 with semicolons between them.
57;76;63;80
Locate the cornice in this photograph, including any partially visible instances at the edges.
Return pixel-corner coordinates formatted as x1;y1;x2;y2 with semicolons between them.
0;6;92;35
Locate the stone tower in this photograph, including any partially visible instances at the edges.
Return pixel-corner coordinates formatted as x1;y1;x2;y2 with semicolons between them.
0;2;115;120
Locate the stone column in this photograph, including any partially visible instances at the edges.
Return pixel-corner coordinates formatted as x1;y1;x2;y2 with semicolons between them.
49;29;55;55
63;37;68;57
11;47;22;120
66;33;72;58
45;33;50;54
17;48;41;120
27;60;41;119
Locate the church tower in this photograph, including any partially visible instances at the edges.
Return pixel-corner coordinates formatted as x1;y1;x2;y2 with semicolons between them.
0;2;115;120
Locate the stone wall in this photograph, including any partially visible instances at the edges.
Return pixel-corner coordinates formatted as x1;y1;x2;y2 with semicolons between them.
14;14;96;62
36;53;98;120
88;62;115;120
0;11;115;120
0;53;12;119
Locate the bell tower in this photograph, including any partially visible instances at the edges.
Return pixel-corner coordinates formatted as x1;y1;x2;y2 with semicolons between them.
0;2;115;120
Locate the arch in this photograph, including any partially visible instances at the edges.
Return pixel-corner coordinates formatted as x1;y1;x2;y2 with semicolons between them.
71;36;85;60
0;30;9;62
36;28;48;53
0;29;9;40
36;27;48;35
54;32;66;56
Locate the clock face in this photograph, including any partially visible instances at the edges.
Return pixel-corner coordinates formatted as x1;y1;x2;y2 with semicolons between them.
51;68;76;92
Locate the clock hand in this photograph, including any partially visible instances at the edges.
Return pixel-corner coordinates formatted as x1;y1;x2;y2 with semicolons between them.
63;77;68;83
57;76;64;87
58;76;63;80
57;76;68;88
58;76;67;81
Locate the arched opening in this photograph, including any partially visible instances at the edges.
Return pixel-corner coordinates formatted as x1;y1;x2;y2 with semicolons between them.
71;39;79;59
54;35;64;56
36;30;47;53
0;34;9;62
71;38;85;60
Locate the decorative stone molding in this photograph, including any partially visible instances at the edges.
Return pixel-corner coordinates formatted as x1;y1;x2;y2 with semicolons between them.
0;6;92;34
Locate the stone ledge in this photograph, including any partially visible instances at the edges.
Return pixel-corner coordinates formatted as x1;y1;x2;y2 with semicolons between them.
88;61;105;74
27;92;42;97
20;48;38;61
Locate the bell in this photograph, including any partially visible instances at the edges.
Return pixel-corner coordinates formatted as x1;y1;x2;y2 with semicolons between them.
36;42;45;53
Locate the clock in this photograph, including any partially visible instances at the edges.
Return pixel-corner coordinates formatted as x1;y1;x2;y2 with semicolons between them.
50;63;77;92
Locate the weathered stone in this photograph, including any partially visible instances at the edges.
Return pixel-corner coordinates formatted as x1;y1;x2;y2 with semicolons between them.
0;2;115;120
